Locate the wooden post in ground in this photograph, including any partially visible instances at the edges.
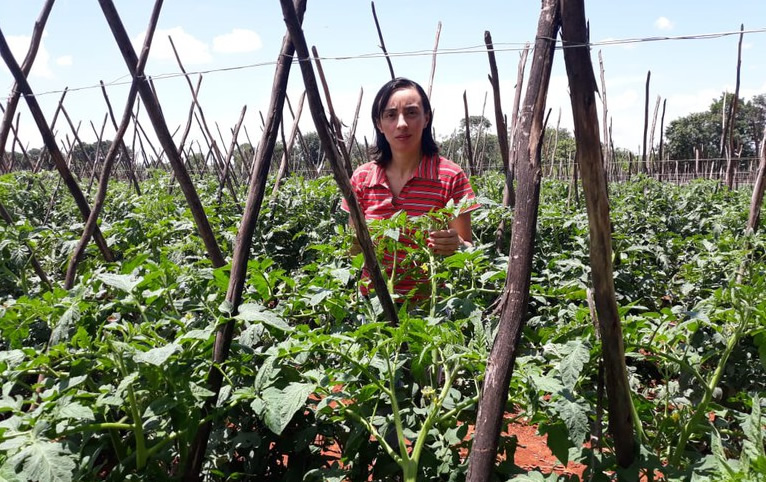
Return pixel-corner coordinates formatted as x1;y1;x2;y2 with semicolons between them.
641;71;651;173
598;51;610;176
725;25;744;190
462;91;475;176
0;28;115;263
272;91;306;194
64;0;160;289
484;30;511;252
311;46;354;177
98;0;225;269
561;0;635;467
371;1;395;79
747;128;766;233
466;2;560;479
426;22;442;100
648;95;661;175
0;0;55;172
100;81;141;193
183;2;307;478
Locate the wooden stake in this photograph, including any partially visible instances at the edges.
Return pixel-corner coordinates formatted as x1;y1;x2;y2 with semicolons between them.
371;1;395;79
466;2;560;479
98;0;224;269
561;0;635;466
0;27;114;263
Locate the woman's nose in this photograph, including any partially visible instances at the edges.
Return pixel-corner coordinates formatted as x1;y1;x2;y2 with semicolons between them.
396;113;407;128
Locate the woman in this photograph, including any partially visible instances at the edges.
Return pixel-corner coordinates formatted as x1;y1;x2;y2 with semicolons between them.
342;77;479;297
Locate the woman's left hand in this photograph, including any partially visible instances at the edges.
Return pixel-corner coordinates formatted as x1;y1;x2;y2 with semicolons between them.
427;229;462;256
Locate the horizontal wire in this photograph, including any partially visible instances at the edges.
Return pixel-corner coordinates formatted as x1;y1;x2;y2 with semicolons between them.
1;26;765;103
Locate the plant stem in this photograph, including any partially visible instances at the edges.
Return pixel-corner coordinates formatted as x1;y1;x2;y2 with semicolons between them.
669;305;750;466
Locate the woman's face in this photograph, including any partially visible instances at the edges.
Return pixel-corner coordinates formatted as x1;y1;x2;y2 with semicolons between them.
376;87;430;159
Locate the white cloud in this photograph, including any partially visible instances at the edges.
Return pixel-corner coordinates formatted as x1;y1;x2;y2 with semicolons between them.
213;29;262;54
132;27;212;65
654;17;674;31
56;55;73;67
3;35;52;78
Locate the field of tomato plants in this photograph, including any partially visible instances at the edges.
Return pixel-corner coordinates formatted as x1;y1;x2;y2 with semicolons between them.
0;171;764;481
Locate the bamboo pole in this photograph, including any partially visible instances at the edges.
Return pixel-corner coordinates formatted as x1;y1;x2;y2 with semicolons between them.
466;2;560;479
560;0;635;466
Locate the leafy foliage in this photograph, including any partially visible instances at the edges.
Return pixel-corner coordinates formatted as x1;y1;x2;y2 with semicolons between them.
0;170;764;481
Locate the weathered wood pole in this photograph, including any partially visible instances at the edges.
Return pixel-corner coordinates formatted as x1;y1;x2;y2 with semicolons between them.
598;50;610;174
214;105;247;211
725;25;744;190
462;91;475;176
100;81;141;194
484;30;512;252
98;0;225;269
182;2;307;479
0;0;55;170
641;71;651;173
279;0;399;325
747;127;766;232
648;95;660;174
0;28;115;263
64;0;160;289
345;87;364;158
371;1;395;79
426;21;442;100
560;0;635;467
466;1;560;479
272;91;306;194
311;46;354;177
658;98;667;171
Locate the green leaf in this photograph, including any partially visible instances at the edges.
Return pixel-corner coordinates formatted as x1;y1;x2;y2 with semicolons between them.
553;396;590;445
134;343;179;366
5;438;76;482
538;421;573;466
49;303;80;347
97;273;142;293
235;304;292;332
256;382;316;435
558;340;590;391
56;401;95;422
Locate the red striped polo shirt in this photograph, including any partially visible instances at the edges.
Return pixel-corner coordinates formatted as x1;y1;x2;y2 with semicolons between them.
341;154;479;296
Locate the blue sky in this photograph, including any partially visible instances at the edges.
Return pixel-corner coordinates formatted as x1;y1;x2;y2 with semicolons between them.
1;0;765;154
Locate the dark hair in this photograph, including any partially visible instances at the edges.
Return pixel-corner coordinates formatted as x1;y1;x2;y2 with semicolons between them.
370;77;439;166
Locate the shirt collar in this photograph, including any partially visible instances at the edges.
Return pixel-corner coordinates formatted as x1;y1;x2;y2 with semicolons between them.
366;154;439;187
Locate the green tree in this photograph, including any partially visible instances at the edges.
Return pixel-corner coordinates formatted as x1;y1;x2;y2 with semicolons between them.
665;92;766;161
